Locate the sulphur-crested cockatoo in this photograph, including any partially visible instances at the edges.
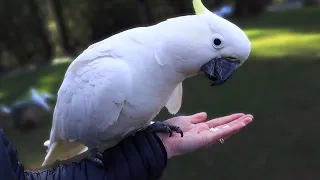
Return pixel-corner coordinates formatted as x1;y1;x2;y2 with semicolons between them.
42;0;251;167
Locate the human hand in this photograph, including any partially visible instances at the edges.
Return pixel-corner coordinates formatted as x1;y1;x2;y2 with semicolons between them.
157;112;253;159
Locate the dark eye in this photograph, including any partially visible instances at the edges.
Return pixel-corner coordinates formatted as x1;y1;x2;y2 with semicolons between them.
212;34;224;49
213;38;222;46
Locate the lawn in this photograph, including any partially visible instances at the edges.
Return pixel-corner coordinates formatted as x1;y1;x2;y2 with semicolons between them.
1;7;320;180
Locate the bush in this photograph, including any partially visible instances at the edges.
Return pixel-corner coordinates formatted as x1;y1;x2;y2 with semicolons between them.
303;0;320;7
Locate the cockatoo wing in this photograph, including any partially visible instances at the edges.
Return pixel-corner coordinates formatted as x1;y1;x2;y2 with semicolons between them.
42;56;132;166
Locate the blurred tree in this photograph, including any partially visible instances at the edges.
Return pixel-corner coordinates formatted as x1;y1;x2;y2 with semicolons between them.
163;0;230;16
0;0;53;71
88;0;140;42
165;0;190;15
136;0;154;24
233;0;273;17
2;0;214;72
214;0;224;7
28;0;53;65
58;0;92;55
50;0;73;55
302;0;320;7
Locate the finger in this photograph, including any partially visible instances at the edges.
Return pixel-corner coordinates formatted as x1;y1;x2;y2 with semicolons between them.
215;116;253;138
205;113;246;127
206;116;253;146
216;116;253;140
206;115;253;134
189;112;207;124
209;128;239;143
223;114;253;127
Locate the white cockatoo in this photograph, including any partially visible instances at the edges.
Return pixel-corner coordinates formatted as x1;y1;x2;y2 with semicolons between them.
42;0;251;167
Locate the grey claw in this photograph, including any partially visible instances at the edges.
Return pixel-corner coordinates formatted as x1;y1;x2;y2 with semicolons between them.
217;138;224;144
89;156;104;167
146;121;183;137
88;148;104;167
96;151;103;159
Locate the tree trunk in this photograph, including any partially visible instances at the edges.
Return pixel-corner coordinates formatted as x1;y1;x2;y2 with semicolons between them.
136;0;154;24
233;0;270;17
247;0;267;16
28;0;53;64
213;0;224;7
50;0;72;55
166;0;189;15
233;0;248;17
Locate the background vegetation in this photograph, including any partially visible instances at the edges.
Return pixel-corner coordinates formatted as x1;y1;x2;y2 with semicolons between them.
1;0;320;180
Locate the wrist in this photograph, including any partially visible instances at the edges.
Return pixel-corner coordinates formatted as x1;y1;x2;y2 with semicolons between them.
156;133;174;159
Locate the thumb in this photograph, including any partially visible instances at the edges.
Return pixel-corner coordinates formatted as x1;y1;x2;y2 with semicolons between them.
189;112;207;124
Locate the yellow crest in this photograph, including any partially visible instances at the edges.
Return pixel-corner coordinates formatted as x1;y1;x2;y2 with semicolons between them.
192;0;209;14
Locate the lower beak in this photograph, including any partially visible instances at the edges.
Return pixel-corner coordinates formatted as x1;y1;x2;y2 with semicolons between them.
200;58;239;86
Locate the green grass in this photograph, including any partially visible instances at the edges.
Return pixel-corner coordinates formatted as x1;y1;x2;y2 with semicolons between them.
1;7;320;179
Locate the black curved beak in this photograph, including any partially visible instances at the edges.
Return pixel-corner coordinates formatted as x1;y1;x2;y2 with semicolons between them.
200;58;239;86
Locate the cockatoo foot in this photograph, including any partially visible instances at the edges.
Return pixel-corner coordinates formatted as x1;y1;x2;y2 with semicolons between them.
146;121;183;137
87;148;104;167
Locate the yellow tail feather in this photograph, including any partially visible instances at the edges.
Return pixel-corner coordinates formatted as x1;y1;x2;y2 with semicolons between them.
41;140;88;168
40;139;119;169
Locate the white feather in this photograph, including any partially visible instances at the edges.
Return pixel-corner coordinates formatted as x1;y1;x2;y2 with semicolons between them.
165;82;183;115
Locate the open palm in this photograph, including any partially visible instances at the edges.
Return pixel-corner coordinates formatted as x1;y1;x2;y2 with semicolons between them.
157;112;253;158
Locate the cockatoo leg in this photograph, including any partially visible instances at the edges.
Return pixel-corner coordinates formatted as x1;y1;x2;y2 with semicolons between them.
146;121;183;137
87;148;104;167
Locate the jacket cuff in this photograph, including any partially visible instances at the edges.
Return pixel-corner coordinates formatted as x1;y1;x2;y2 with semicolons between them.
101;130;168;179
23;130;168;180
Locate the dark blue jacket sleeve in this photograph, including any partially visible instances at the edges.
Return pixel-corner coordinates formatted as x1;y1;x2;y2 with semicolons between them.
0;129;167;180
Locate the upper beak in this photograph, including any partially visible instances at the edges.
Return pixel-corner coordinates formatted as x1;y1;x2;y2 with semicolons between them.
200;57;239;86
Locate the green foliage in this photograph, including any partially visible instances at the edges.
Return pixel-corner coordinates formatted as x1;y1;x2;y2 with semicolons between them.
0;0;275;71
0;0;175;71
0;0;53;70
1;6;320;179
